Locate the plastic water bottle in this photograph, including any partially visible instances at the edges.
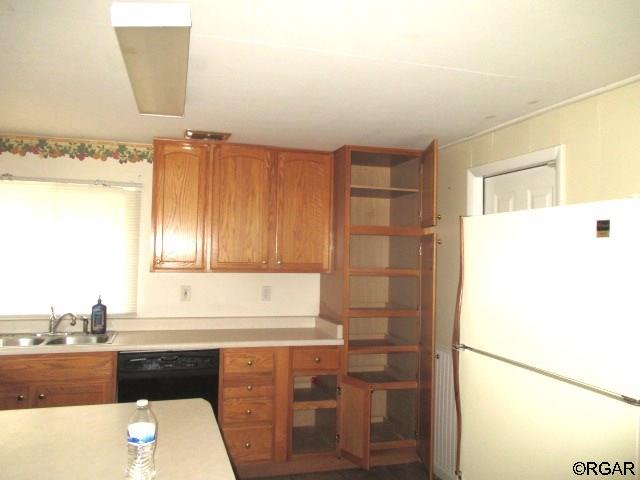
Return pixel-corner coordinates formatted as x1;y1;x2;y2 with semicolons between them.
126;399;157;480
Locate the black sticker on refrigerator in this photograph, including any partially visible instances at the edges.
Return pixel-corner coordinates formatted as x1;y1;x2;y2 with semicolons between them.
596;219;610;238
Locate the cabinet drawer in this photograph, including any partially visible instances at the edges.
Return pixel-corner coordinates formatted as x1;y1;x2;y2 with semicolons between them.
223;350;274;375
222;398;274;425
292;348;340;371
223;382;274;400
0;352;115;383
223;425;273;462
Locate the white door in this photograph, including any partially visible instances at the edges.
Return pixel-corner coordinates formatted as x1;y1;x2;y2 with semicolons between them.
483;164;555;214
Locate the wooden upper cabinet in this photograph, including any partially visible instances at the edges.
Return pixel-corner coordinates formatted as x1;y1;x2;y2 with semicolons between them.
152;140;209;271
275;151;332;271
421;139;438;227
211;145;275;270
150;139;333;273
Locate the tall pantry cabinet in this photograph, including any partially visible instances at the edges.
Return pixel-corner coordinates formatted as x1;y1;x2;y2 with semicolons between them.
320;141;438;475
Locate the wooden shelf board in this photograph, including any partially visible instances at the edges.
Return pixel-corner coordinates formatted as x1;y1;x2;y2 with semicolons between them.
349;225;423;236
348;309;419;318
348;339;419;354
370;439;417;451
292;399;338;410
350;185;419;198
347;370;418;389
349;267;419;277
370;419;417;447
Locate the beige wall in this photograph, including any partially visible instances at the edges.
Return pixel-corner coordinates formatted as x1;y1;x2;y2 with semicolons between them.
436;80;640;349
0;152;320;319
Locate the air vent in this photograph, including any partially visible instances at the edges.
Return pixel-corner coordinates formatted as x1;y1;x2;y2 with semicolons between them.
184;130;231;141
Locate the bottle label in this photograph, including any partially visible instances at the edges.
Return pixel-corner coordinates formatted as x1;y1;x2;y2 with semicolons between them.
127;422;156;445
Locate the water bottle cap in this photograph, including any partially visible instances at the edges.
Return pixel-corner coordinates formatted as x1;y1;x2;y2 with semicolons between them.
136;399;149;407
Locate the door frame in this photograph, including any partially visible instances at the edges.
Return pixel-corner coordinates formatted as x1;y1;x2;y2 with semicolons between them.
466;145;566;216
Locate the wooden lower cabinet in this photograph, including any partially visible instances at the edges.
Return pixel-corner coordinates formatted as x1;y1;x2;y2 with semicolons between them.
0;352;116;410
223;425;274;462
219;347;289;469
221;346;356;478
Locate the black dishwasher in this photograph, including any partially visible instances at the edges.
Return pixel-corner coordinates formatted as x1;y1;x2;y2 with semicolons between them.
117;350;219;415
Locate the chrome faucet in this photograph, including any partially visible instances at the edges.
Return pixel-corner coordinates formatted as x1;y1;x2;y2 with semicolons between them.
49;307;85;334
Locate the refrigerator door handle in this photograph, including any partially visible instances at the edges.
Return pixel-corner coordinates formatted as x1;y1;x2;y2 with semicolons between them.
458;342;640;408
451;217;466;480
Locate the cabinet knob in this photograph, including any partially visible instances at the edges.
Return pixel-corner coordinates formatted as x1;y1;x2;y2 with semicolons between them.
245;409;252;415
16;394;24;401
314;357;321;363
247;360;253;366
261;260;267;264
244;442;251;449
437;238;443;245
38;393;45;400
437;214;442;220
246;385;253;391
277;260;282;265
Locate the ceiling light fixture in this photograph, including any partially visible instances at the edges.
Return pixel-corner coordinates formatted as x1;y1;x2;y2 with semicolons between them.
111;2;191;117
185;130;232;141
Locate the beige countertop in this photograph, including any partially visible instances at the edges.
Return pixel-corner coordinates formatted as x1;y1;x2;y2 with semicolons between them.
0;316;343;355
0;398;235;480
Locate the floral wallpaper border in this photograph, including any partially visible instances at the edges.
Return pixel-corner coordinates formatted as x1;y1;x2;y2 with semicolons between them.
0;135;153;164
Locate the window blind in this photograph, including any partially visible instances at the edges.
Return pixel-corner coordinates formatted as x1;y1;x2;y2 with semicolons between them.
0;179;141;316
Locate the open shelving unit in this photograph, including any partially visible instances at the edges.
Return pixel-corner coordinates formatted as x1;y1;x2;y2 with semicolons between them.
320;142;437;473
289;352;341;459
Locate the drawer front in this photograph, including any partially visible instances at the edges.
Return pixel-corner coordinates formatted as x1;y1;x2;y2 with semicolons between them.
223;426;273;462
222;397;274;425
0;352;115;383
223;382;274;400
292;348;340;371
223;350;274;375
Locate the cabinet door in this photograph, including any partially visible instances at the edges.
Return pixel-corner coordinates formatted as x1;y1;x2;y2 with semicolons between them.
339;376;371;469
275;151;332;271
421;139;438;227
152;140;209;270
417;233;436;476
0;384;30;410
31;381;114;408
211;145;275;270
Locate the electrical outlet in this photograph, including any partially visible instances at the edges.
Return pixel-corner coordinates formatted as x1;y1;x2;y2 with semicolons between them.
261;285;272;302
180;285;192;302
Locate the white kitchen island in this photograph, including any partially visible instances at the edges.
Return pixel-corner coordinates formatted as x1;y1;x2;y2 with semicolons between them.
0;398;235;479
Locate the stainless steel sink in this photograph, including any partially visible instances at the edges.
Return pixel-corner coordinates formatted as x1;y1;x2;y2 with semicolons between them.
0;335;47;347
0;332;117;347
45;333;116;345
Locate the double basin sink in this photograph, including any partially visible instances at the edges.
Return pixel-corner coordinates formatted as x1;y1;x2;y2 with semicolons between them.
0;332;117;348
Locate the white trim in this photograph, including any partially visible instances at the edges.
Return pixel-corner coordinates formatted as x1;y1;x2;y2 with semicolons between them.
442;75;640;149
466;145;565;216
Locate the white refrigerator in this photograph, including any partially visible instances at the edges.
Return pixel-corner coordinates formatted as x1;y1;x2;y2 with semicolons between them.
455;198;640;479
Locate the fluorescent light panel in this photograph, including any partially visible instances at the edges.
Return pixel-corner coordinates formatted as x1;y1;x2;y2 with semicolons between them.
111;3;191;117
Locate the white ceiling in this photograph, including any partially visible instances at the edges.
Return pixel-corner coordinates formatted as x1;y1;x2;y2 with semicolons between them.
1;0;639;150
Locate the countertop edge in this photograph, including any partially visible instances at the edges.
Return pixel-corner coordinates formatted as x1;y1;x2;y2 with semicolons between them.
0;328;344;356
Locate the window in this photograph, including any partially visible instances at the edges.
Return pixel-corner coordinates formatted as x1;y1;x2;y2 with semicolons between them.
0;178;141;316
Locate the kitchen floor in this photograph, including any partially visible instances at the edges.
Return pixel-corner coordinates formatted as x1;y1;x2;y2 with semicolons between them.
263;462;430;480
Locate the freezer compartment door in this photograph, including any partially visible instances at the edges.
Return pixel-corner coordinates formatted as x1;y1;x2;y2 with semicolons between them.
459;351;639;480
460;199;640;398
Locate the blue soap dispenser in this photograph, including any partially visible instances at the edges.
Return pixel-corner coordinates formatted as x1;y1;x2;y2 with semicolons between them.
91;295;107;334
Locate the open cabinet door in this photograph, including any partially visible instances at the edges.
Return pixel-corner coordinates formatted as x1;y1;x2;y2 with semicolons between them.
421;139;438;227
417;233;436;477
340;376;372;469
